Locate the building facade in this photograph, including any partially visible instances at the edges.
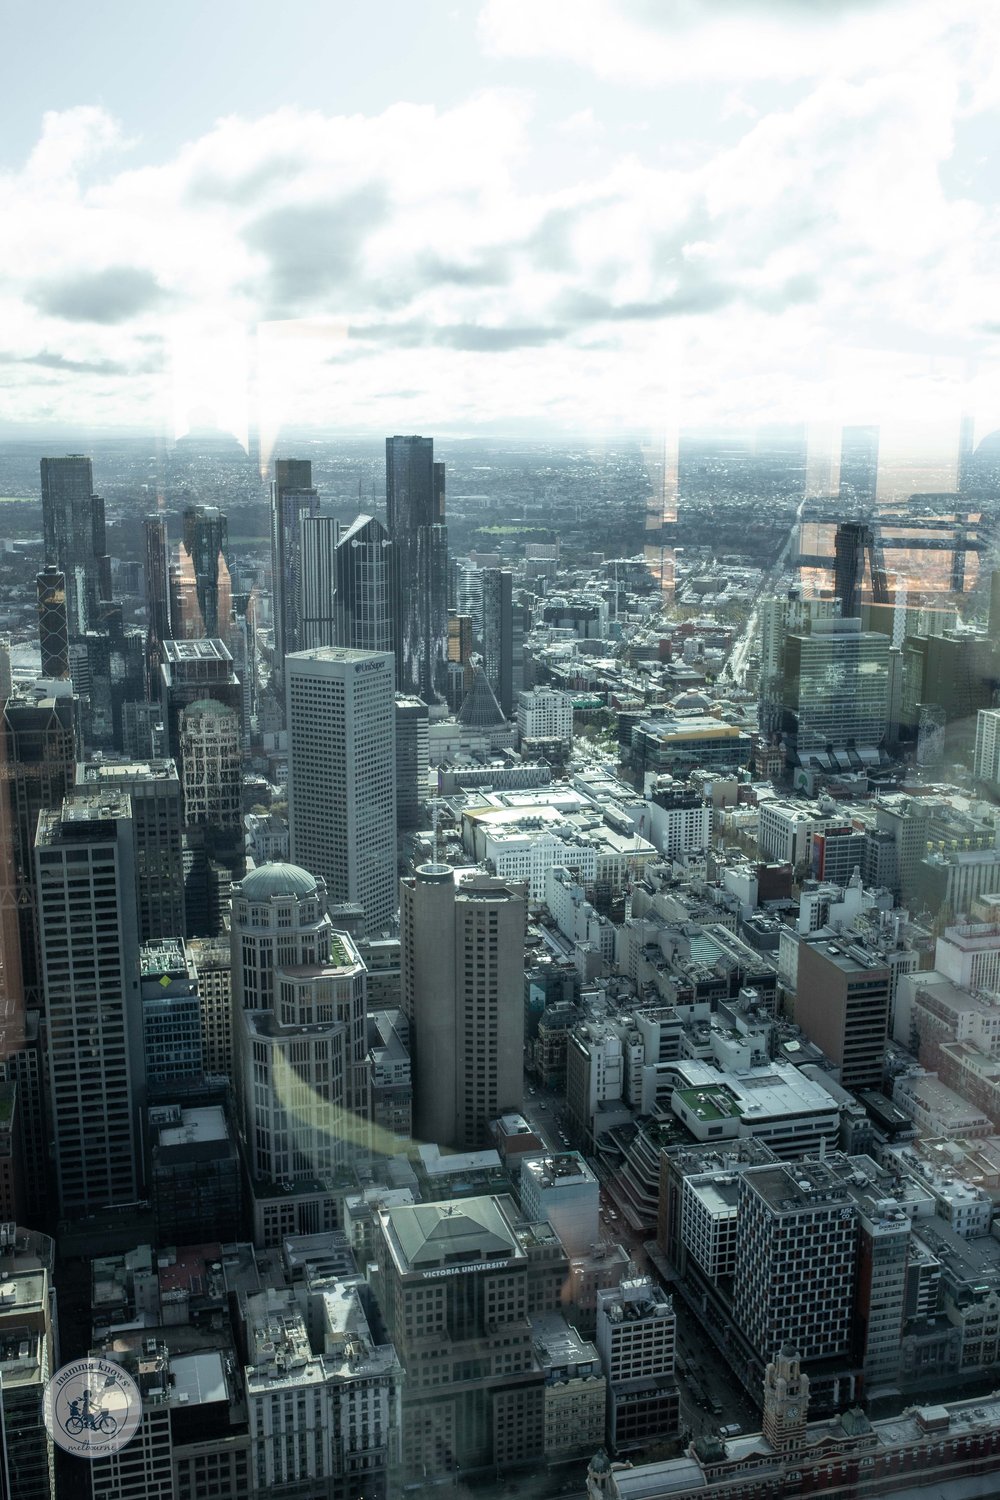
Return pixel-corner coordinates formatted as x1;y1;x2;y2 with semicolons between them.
287;647;397;935
401;866;526;1151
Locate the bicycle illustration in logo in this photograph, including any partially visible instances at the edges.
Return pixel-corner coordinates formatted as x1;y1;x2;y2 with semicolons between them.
63;1387;119;1438
44;1357;143;1457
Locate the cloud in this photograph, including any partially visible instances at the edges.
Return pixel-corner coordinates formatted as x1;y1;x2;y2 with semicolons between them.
28;267;166;324
243;188;390;314
2;18;998;438
347;319;564;351
25;105;124;179
0;349;133;375
478;0;973;89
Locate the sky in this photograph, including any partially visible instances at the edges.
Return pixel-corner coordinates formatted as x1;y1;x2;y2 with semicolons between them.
3;0;1000;442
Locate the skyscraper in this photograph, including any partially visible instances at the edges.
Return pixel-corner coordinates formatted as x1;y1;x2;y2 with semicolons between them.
395;695;429;830
270;458;318;689
143;513;172;662
171;505;232;639
35;791;145;1217
757;592;840;736
35;567;69;680
299;512;393;654
781;618;890;764
3;687;78;1007
733;1161;857;1368
794;934;891;1091
76;759;186;944
400;866;525;1150
286;647;396;935
386;435;449;704
298;513;339;649
231;862;369;1243
40;455;110;636
373;1194;547;1480
480;567;514;717
178;699;242;834
333;513;393;652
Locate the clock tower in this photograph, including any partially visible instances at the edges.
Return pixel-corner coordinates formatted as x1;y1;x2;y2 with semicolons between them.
762;1343;810;1453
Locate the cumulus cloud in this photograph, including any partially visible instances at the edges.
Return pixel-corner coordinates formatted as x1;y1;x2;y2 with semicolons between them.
2;6;999;435
243;189;391;316
28;267;166;324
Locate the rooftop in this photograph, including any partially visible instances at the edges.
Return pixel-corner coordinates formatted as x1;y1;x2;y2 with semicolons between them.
380;1195;522;1277
237;862;318;901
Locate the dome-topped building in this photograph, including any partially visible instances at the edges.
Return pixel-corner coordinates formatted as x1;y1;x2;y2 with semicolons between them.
236;861;319;902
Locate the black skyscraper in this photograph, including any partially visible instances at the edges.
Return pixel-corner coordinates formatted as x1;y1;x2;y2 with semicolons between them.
144;513;173;656
40;455;111;636
480;567;514;718
386;435;448;704
270;458;319;689
334;514;393;653
175;505;231;638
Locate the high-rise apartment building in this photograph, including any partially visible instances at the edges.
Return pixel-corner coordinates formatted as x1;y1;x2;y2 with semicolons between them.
480;568;514;718
794;935;890;1091
386;435;449;704
36;567;69;679
40;455;110;636
35;791;145;1217
287;647;396;935
781;618;889;762
733;1161;857;1367
373;1195;546;1480
270;458;319;690
400;866;525;1150
77;759;186;943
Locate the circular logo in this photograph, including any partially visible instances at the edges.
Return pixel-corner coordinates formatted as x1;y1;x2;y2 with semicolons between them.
43;1358;143;1458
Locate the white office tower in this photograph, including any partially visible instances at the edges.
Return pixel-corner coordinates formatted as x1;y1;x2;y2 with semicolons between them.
974;707;1000;788
517;687;574;745
231;863;369;1246
287;647;396;936
35;792;145;1217
400;866;526;1151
